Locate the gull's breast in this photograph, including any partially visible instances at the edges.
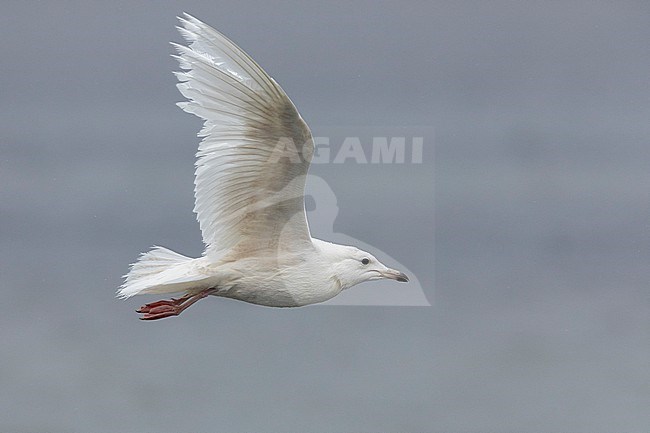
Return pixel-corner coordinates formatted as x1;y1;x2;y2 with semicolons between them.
213;266;342;307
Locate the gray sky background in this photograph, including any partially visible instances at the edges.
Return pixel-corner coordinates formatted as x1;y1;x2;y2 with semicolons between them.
1;1;649;432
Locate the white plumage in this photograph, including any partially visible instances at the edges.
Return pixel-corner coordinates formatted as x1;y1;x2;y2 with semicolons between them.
119;14;408;320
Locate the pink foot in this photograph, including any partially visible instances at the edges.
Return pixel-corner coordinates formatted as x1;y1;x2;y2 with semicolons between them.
136;295;191;314
136;289;216;320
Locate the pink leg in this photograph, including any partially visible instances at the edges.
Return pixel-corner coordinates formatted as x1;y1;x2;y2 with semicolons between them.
137;288;217;320
136;294;192;311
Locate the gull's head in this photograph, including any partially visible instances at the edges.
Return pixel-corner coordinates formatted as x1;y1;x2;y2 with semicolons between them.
319;242;409;289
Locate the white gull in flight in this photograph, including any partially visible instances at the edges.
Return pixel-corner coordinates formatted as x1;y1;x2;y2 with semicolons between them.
119;14;409;320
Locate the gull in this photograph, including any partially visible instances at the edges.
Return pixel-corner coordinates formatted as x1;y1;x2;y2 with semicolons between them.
119;14;409;320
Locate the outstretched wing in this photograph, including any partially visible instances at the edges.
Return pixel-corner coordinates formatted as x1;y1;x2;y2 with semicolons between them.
173;14;314;259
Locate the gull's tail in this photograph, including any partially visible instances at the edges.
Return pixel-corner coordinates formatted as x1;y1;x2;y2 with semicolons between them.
118;246;201;298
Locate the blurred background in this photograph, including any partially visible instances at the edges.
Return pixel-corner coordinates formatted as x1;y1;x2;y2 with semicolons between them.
1;1;649;432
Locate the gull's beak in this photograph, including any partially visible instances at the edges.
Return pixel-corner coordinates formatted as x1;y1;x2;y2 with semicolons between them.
380;268;410;283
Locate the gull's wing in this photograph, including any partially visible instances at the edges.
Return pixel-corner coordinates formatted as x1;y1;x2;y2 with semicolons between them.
173;13;314;259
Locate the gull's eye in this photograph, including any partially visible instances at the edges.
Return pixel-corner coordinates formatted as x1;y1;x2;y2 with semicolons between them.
361;258;370;265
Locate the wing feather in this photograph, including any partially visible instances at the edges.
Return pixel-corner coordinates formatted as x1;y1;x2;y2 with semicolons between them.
174;14;314;259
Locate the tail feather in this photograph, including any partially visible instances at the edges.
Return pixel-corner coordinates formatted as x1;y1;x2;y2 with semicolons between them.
118;246;196;299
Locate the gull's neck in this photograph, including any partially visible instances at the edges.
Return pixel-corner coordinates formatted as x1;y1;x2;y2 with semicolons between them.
311;238;358;290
